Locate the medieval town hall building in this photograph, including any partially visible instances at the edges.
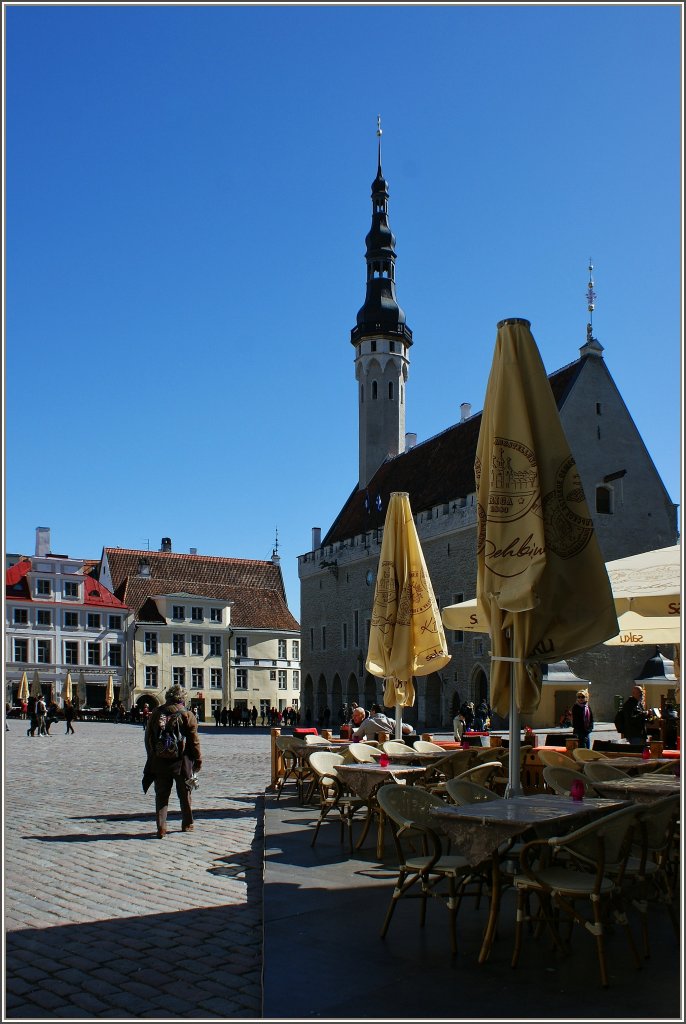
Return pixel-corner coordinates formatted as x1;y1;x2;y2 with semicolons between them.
298;145;678;731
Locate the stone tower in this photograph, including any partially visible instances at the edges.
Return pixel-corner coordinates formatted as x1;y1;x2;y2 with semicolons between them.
351;124;413;489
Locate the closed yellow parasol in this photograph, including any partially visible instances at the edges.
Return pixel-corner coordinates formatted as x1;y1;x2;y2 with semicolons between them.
475;319;618;793
366;491;451;737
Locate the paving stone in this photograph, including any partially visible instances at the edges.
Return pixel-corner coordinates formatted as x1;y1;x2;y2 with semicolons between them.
4;723;270;1018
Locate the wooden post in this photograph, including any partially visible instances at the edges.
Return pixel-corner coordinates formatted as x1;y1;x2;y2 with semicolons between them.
269;727;282;791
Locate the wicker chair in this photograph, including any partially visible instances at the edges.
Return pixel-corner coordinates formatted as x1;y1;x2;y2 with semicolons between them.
308;751;367;852
376;783;480;956
541;765;600;797
512;803;642;987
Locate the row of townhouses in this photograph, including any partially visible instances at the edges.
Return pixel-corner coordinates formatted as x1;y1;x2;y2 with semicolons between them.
5;529;301;721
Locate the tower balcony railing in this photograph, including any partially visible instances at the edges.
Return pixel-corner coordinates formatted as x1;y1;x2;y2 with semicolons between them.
350;323;413;346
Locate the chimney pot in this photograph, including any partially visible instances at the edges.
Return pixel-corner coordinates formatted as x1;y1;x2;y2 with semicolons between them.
460;403;472;422
35;527;51;557
312;527;322;551
160;537;172;552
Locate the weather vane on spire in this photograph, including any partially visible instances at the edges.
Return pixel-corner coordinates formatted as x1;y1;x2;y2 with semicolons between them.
586;258;597;343
376;114;383;171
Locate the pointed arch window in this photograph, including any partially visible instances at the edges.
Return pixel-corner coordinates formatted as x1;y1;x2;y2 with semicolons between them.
388;382;394;400
372;381;378;400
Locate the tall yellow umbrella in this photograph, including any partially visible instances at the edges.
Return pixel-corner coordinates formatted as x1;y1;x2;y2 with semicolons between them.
30;670;43;699
63;672;73;705
475;318;618;794
366;491;451;738
105;674;114;708
18;671;30;703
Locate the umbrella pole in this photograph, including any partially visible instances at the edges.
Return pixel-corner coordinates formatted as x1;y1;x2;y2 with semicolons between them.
505;626;522;799
395;695;402;741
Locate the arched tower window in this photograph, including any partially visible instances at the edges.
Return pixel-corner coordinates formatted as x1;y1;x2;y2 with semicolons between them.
388;382;394;400
596;485;613;515
360;384;364;404
372;381;378;400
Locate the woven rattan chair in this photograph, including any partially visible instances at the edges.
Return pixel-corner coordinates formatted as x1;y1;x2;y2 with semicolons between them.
413;739;446;754
382;740;413;757
512;803;642;987
537;748;574;769
308;751;367;853
541;765;600;797
583;762;631;783
572;747;608;763
376;783;479;956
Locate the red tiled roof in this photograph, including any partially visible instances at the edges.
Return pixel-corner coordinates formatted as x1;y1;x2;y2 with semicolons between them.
323;356;586;545
82;577;129;609
103;548;300;630
6;559;32;587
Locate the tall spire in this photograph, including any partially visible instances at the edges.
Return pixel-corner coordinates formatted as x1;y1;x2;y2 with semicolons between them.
581;257;604;357
350;119;412;347
586;258;596;343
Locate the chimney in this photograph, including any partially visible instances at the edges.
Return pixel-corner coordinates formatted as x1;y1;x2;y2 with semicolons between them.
190;547;197;555
460;403;472;422
160;537;172;552
35;527;51;557
405;432;417;450
312;527;321;551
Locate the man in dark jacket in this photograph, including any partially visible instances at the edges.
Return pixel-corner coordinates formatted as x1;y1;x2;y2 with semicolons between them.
143;685;202;838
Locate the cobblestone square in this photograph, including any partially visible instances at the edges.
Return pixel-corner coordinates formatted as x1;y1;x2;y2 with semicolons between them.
3;722;272;1019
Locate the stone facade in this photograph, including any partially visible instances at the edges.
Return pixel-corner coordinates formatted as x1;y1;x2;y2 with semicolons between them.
298;159;678;732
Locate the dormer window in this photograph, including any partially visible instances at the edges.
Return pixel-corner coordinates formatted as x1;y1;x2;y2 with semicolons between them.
138;559;151;578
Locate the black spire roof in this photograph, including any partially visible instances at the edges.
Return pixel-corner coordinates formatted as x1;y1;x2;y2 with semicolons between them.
351;146;412;346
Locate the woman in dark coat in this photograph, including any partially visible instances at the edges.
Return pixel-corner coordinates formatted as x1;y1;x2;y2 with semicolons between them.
571;689;594;749
143;686;203;838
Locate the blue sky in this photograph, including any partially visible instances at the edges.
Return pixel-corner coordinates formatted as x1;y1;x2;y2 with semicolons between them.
4;3;682;619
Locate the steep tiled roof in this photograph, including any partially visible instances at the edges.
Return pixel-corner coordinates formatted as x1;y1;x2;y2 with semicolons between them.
103;548;300;630
81;577;129;609
323;356;587;545
5;559;32;600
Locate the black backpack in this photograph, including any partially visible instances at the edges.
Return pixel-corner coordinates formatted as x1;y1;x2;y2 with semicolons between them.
153;711;186;760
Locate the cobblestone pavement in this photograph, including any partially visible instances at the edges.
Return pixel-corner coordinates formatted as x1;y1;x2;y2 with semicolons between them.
3;722;273;1020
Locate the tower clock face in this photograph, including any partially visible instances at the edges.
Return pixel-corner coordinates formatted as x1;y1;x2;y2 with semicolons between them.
366;570;374;586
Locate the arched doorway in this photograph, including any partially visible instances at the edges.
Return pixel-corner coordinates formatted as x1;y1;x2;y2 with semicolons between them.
364;674;378;709
316;675;327;727
302;675;315;726
332;675;343;723
346;674;360;708
423;673;442;730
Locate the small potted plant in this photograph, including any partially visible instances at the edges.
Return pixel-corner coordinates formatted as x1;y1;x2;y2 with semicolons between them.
522;726;536;747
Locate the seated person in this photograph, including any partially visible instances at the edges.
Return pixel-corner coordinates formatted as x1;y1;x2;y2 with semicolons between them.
351;704;413;741
453;712;466;741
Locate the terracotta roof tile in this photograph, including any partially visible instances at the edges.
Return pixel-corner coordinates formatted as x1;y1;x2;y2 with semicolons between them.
103;548;299;631
323;356;587;545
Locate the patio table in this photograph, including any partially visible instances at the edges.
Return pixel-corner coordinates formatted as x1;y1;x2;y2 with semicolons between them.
590;774;680;804
600;757;675;776
430;794;628;964
335;762;429;858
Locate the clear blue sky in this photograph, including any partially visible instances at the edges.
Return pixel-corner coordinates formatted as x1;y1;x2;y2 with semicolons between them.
4;3;682;620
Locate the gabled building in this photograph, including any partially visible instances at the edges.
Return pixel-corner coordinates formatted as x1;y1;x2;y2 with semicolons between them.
298;146;678;730
99;539;301;721
5;527;130;707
